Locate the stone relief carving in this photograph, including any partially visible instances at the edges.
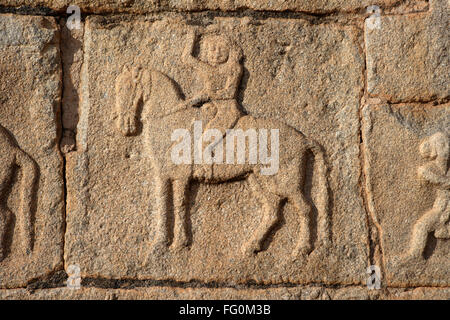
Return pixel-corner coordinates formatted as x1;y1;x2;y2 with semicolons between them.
0;124;38;261
115;31;330;258
404;132;450;261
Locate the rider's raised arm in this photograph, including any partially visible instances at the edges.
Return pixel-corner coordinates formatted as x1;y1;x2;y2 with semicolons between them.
418;165;450;189
182;31;209;70
223;63;243;98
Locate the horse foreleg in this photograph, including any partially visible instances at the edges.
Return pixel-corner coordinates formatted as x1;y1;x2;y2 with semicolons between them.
153;177;171;248
243;174;282;256
172;178;190;250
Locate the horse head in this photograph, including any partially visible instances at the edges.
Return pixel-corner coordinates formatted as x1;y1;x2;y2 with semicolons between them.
115;66;184;136
115;64;144;136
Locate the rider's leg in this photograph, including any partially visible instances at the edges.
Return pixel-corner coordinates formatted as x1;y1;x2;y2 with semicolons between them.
203;100;241;138
198;100;241;180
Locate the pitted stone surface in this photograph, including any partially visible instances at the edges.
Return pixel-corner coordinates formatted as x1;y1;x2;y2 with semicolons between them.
0;286;449;300
0;14;64;288
0;0;448;301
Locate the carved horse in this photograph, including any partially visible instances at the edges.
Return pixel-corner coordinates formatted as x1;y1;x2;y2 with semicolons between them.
115;67;330;257
0;125;38;261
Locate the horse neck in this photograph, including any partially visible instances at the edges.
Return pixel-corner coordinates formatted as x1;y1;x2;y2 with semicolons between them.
143;70;184;119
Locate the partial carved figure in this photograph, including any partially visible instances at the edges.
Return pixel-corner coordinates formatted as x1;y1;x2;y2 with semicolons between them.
0;125;38;261
405;132;450;261
115;32;330;258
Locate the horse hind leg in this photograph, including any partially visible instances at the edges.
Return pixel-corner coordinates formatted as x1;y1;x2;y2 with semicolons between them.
289;191;313;258
242;174;282;256
0;207;11;262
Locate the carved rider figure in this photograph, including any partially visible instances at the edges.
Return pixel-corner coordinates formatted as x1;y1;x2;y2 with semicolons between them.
181;31;243;173
405;132;450;260
114;33;331;257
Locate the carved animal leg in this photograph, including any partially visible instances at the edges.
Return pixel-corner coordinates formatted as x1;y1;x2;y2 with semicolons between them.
407;208;442;259
290;192;313;257
172;178;190;250
243;174;281;256
153;178;171;248
0;207;9;261
435;207;450;239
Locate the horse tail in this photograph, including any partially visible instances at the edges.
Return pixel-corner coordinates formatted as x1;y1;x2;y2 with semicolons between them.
307;140;330;247
15;148;38;254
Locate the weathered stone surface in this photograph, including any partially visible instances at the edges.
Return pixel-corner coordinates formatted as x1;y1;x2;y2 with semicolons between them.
65;14;367;285
387;287;450;300
0;0;426;13
363;103;449;286
1;286;449;300
365;0;449;102
0;14;64;288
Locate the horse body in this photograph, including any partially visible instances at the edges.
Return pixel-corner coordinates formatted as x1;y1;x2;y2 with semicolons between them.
117;69;330;257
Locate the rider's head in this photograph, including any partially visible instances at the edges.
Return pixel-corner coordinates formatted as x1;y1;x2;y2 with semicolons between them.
420;132;449;160
203;35;230;66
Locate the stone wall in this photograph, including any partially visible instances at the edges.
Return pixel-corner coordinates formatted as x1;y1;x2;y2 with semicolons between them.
0;0;448;300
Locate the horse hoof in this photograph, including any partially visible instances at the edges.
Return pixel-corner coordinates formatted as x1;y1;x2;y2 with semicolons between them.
171;241;189;253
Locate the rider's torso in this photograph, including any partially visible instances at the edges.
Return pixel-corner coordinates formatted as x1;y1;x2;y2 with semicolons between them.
202;65;235;100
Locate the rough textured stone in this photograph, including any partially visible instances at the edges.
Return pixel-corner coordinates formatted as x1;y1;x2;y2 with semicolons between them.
1;286;449;300
0;0;448;301
65;14;367;285
387;287;450;300
0;0;426;13
0;14;64;288
363;103;449;287
365;0;449;102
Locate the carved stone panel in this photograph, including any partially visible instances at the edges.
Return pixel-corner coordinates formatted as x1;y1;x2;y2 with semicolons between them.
363;103;449;286
0;14;64;287
65;15;367;284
